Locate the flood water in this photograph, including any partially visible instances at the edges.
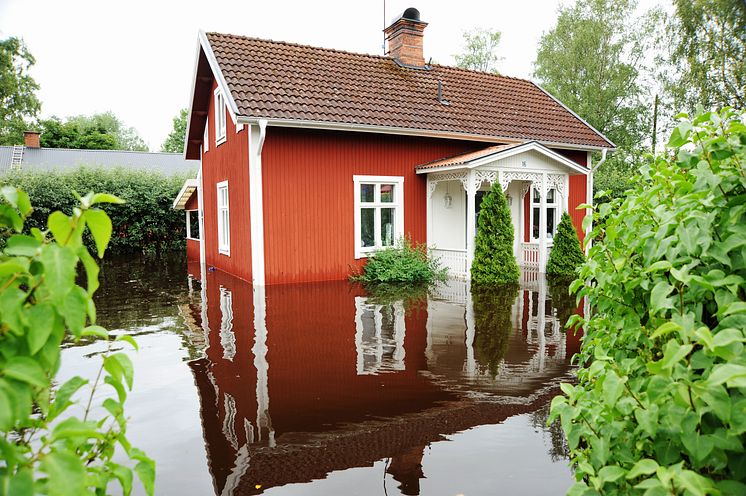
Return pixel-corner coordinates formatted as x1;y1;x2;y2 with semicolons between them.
57;255;579;495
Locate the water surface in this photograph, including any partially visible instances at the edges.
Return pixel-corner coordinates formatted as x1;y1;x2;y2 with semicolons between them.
58;256;579;495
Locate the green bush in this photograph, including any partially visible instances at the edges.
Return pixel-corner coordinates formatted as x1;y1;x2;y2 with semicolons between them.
550;108;746;495
546;212;585;277
471;182;520;284
1;167;193;255
0;188;154;495
351;237;447;284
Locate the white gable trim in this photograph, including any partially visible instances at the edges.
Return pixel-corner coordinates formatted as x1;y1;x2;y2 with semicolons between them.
198;30;240;126
415;142;590;175
172;178;198;209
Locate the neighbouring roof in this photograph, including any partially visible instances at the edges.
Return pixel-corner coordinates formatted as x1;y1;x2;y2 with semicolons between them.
416;142;524;170
0;146;199;175
201;32;614;149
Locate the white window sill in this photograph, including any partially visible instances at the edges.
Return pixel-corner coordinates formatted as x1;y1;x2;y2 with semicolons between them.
186;237;201;242
218;249;230;256
215;135;226;147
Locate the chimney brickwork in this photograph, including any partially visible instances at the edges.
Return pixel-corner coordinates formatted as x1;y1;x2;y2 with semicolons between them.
23;131;40;148
384;9;428;69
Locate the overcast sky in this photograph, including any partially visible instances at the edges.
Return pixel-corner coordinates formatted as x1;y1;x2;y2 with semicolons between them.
0;0;661;150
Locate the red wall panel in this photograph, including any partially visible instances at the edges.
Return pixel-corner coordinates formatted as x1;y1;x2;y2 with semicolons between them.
186;238;200;262
185;190;199;210
261;128;480;284
201;80;252;282
568;175;588;245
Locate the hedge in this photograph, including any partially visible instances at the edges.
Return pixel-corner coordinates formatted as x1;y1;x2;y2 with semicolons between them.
1;167;192;255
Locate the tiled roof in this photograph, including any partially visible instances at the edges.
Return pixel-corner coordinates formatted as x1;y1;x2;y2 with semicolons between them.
205;32;614;149
0;146;199;176
416;142;525;170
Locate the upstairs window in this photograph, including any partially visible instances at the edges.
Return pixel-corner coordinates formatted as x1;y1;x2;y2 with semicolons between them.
214;89;226;145
353;176;404;259
531;187;559;241
217;181;230;255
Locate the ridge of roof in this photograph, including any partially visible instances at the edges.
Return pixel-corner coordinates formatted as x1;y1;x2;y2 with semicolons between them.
205;31;534;85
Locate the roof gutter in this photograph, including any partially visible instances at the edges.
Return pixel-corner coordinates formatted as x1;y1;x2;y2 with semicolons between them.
234;116;614;152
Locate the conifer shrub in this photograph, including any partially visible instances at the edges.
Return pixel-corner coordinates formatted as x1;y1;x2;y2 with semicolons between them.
546;211;585;277
471;182;520;284
550;108;746;495
351;237;447;284
472;283;520;376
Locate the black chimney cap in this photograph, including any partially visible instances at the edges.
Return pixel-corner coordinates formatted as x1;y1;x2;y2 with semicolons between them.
401;7;421;21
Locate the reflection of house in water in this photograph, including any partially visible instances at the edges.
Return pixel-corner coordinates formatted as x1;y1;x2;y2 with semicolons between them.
183;263;581;495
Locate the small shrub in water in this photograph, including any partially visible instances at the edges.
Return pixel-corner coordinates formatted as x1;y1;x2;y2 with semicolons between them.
351;238;448;284
546;211;585;277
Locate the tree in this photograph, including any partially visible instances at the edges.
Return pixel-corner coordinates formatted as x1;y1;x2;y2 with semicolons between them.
0;188;155;494
546;212;585;277
471;182;520;284
38;112;147;151
533;0;656;152
454;28;502;74
0;37;41;145
664;0;746;112
161;108;188;153
550;108;746;494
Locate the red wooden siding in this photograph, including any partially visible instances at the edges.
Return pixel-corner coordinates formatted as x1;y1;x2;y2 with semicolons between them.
568;175;587;244
553;148;588;167
185;190;199;210
186;238;200;262
261;128;480;284
201;80;252;282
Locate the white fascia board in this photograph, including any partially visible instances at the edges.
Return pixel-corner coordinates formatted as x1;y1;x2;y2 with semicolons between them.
198;30;240;125
531;81;617;149
234;116;612;152
416;142;590;176
182;37;203;160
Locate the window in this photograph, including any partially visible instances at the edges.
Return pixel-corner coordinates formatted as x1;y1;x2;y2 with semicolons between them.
531;187;559;241
354;297;405;375
353;176;404;258
214;89;226;145
217;181;230;255
219;287;235;361
186;210;200;240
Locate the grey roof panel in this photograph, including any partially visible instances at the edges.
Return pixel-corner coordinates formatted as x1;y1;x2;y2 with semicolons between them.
0;146;198;176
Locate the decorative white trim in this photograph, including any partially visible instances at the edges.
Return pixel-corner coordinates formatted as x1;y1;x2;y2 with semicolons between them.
203;122;209;153
216;180;230;255
474;170;497;190
427;171;468;197
248;122;267;285
416;141;592;175
353;175;404;259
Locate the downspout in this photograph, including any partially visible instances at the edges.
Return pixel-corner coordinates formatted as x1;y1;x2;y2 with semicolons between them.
197;161;206;268
585;148;608;254
258;119;267;154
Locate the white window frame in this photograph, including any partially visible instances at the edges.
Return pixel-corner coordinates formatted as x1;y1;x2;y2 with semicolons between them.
217;180;230;255
214;88;227;146
530;186;559;244
203;121;209;153
353;175;404;259
185;209;200;240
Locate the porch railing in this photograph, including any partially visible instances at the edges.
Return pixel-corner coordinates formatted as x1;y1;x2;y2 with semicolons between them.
432;248;468;279
521;243;541;270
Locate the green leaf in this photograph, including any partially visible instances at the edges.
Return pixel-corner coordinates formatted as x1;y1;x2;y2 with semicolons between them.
77;246;99;297
645;261;672;272
134;458;156;496
677;469;715;496
111;462;134;496
5;235;41;257
105;374;127;403
598;465;625;483
650;321;681;340
8;467;33;496
41;451;86;496
91;193;125;205
84;208;112;258
60;286;88;338
27;302;55;354
650;281;675;312
660;340;693;369
117;334;139;351
47;211;72;244
109;352;134;390
39;244;77;302
82;325;108;339
626;459;659;479
50;417;103;441
3;357;47;388
602;370;624;407
707;363;746;388
48;376;87;421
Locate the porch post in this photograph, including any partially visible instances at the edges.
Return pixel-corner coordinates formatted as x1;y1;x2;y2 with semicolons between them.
466;170;476;272
426;176;432;246
539;172;547;272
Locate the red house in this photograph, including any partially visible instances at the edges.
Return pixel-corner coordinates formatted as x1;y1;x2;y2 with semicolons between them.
172;8;614;285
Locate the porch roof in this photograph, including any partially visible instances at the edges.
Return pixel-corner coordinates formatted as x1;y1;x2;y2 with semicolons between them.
172;178;198;210
415;140;590;175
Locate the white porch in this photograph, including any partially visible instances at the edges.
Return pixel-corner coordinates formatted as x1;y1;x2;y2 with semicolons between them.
420;142;589;279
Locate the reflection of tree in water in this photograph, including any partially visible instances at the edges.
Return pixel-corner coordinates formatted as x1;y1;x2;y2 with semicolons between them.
547;277;577;330
471;284;520;377
530;403;570;462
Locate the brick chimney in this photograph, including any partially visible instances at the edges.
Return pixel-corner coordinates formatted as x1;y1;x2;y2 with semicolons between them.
384;8;428;69
23;131;40;148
